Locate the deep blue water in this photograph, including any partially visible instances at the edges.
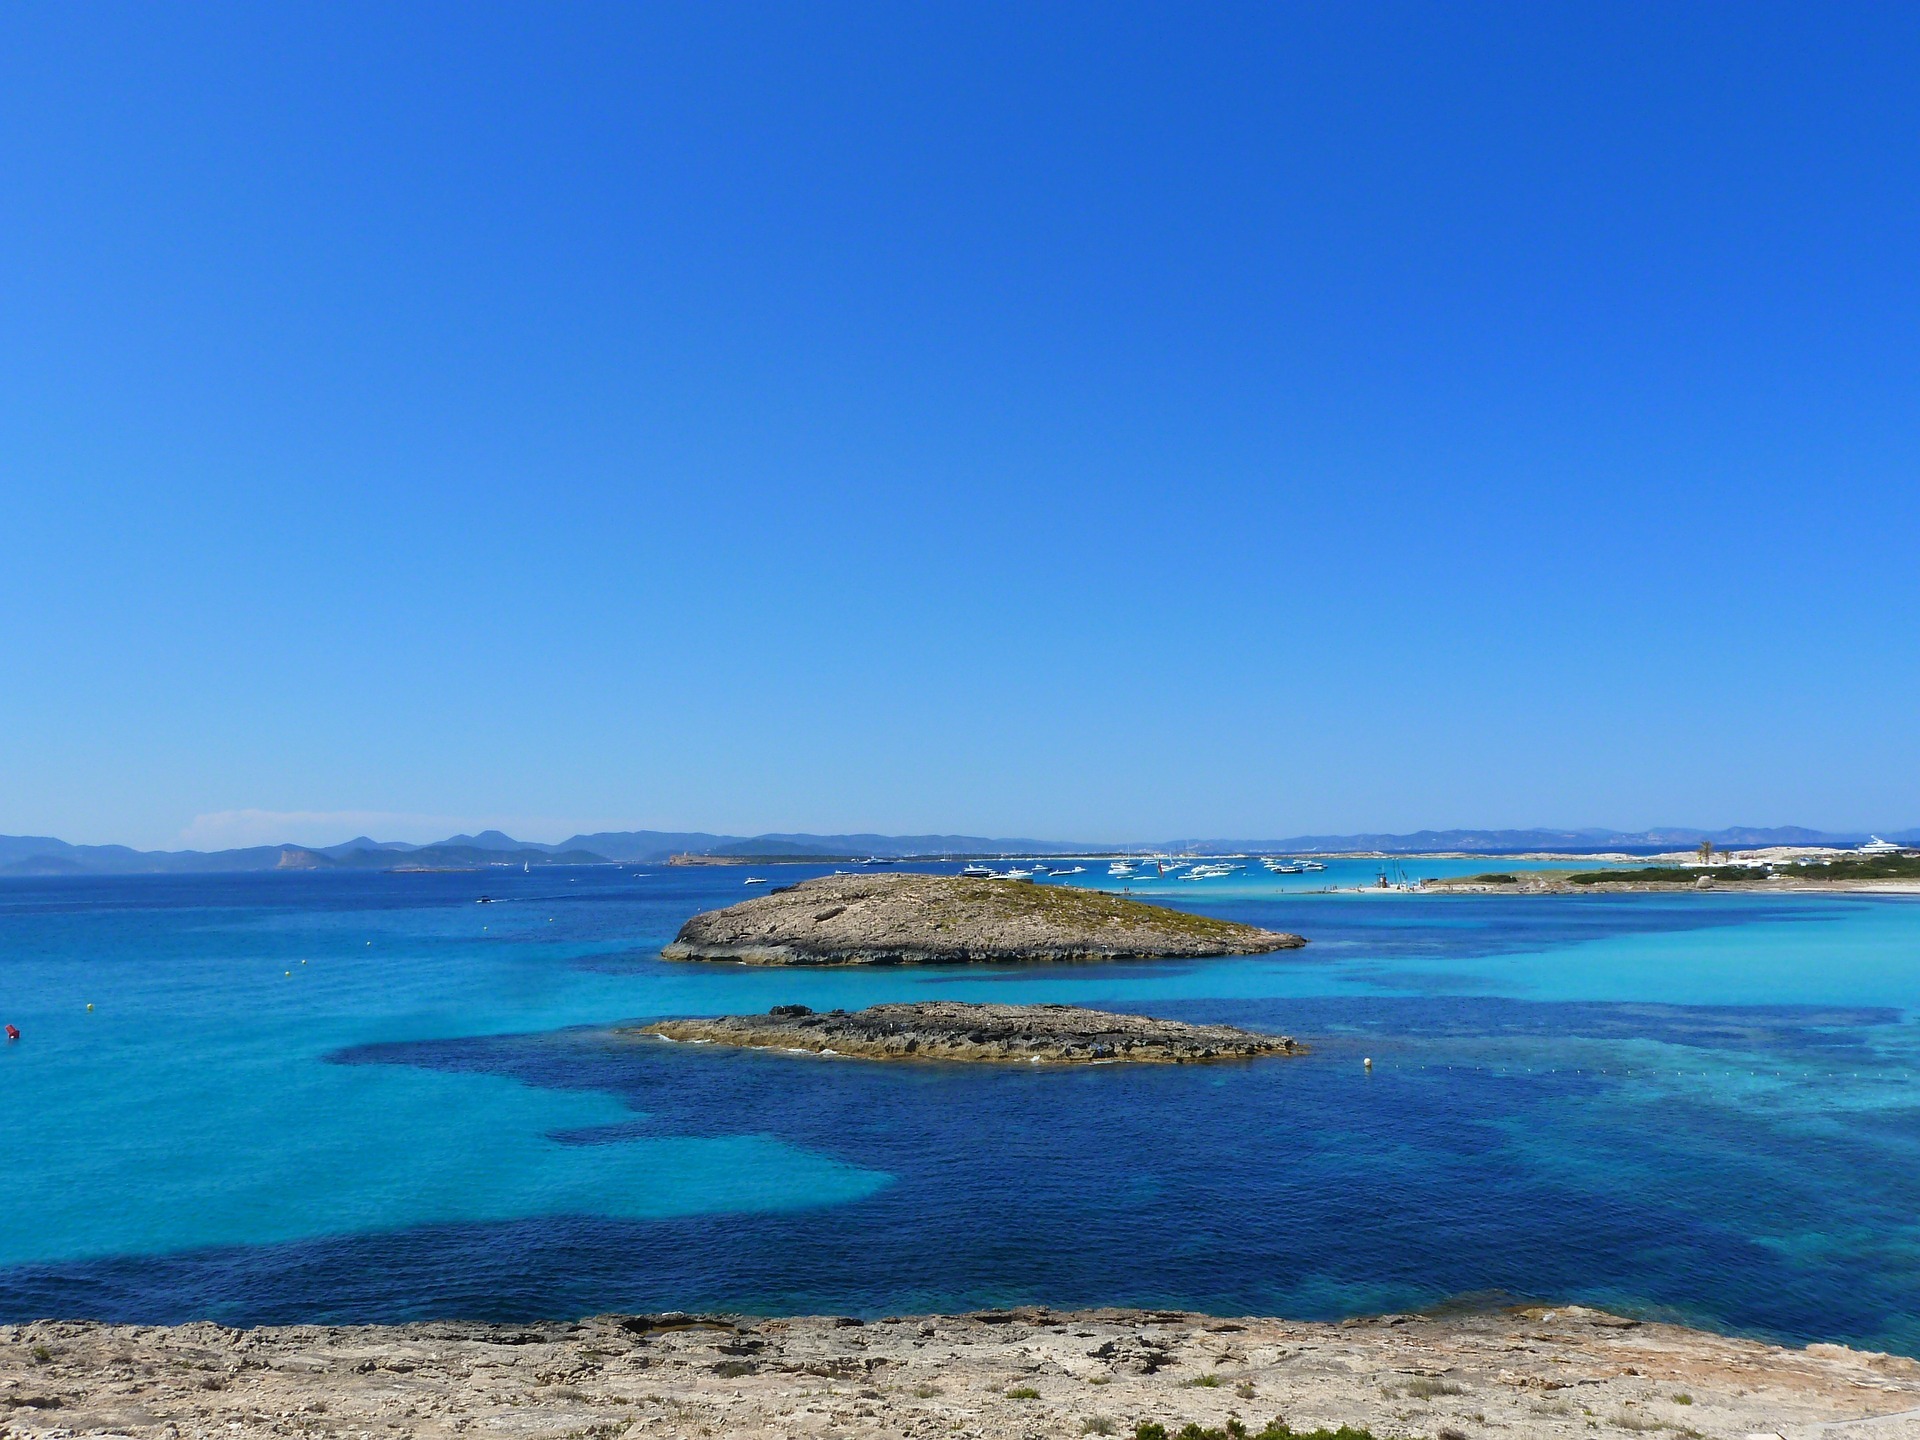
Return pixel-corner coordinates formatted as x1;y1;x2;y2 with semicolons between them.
2;864;1917;1353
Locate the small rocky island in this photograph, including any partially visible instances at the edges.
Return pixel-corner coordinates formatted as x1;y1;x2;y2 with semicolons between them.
659;873;1305;965
634;1000;1303;1064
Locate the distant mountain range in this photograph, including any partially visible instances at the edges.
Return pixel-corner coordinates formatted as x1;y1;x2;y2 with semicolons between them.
0;824;1912;877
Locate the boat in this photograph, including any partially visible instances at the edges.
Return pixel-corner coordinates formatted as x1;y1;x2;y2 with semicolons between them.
1051;865;1086;875
959;863;994;878
1859;836;1907;856
1297;859;1326;871
1181;863;1237;880
742;876;768;885
475;895;495;904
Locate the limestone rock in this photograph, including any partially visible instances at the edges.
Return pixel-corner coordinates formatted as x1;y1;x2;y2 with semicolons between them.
633;1000;1304;1064
660;873;1305;965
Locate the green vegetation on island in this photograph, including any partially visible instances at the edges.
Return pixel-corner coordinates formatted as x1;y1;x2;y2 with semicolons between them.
1567;852;1920;886
1566;865;1742;885
1783;852;1920;881
1135;1422;1378;1440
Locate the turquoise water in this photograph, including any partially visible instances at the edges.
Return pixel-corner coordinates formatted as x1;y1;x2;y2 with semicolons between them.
1070;854;1580;895
2;865;1917;1351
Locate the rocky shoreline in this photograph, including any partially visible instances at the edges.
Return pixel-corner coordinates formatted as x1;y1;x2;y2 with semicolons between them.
660;873;1306;966
633;1001;1304;1064
6;1305;1917;1439
1425;873;1920;895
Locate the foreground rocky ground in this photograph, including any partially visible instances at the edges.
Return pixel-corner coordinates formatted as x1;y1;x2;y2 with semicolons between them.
660;873;1305;965
636;1001;1304;1063
5;1306;1918;1440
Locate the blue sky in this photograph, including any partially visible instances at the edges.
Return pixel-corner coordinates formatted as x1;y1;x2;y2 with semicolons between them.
3;2;1917;849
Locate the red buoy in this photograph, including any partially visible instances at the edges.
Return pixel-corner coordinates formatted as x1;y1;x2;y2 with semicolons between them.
4;1024;18;1042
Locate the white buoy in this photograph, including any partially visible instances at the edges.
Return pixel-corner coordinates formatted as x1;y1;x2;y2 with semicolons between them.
1364;1057;1373;1071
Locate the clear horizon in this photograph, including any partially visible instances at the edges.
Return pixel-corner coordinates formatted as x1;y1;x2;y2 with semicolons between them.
5;4;1917;849
10;812;1912;855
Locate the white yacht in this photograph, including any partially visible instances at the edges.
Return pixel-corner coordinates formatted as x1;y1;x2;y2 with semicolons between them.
1859;836;1906;855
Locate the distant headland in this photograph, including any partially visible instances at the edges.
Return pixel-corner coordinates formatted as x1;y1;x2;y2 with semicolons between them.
3;824;1914;878
1425;847;1920;894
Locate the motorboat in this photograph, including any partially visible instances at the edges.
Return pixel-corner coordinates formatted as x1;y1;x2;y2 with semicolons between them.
959;863;994;877
743;876;768;885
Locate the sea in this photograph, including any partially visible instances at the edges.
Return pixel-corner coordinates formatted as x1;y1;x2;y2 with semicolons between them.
2;858;1918;1355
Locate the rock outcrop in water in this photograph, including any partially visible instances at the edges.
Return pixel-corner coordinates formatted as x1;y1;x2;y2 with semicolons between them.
634;1001;1303;1064
659;873;1305;965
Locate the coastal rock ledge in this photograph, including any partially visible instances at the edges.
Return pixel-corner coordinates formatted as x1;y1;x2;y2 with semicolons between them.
634;1000;1304;1064
7;1306;1916;1440
659;873;1305;965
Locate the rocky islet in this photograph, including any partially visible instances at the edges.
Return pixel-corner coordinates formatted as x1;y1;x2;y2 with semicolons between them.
635;1000;1304;1064
659;872;1306;966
